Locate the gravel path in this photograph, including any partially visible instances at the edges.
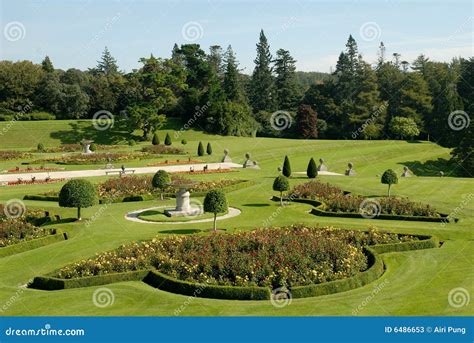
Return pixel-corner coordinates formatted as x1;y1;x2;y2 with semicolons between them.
294;171;343;176
0;162;243;183
124;206;242;225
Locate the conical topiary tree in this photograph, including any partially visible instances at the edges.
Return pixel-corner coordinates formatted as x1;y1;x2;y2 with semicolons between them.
381;169;398;196
206;142;213;155
152;133;160;145
152;170;171;200
203;190;228;231
58;179;98;220
197;141;204;156
273;175;289;206
282;156;292;177
164;133;172;145
307;158;318;179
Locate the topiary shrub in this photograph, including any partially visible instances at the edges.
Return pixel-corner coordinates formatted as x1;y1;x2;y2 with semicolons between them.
89;143;97;152
307;158;318;179
58;179;98;220
152;133;160;145
273;175;289;206
197;141;204;156
206;142;212;155
381;169;398;196
152;170;171;200
282;156;292;177
37;143;45;152
203;190;228;231
128;139;136;146
181;139;187;145
164;133;172;146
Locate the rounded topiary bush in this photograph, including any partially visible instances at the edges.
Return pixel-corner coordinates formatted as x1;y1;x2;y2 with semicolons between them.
37;143;45;152
197;141;204;156
181;139;187;145
204;190;228;231
273;175;289;206
307;158;318;179
89;143;97;152
381;169;398;196
152;170;171;200
128;139;136;146
58;179;98;220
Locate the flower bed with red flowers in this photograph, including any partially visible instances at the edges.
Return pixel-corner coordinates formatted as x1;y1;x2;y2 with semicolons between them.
0;151;32;161
97;175;243;200
288;181;439;217
55;226;418;288
0;205;51;247
6;166;65;173
172;168;235;175
142;145;185;155
31;152;150;165
147;159;204;166
6;178;65;186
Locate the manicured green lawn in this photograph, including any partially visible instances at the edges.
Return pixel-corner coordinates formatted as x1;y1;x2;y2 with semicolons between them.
0;120;472;316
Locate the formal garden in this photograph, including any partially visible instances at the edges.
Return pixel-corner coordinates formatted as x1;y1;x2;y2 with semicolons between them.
0;117;472;316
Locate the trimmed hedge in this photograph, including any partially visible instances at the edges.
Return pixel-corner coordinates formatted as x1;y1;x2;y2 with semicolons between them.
143;270;271;300
0;231;67;258
30;270;149;290
23;194;59;202
272;196;457;223
291;248;383;298
29;234;439;300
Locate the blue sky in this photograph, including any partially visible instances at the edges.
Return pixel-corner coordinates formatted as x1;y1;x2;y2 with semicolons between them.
1;0;472;73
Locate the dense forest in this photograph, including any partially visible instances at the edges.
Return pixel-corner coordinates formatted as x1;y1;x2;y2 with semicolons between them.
0;31;472;174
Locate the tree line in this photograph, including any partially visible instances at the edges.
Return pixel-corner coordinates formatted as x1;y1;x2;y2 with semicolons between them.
0;31;472;174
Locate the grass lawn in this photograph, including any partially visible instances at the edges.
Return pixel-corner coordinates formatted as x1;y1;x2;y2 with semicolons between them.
0;119;472;316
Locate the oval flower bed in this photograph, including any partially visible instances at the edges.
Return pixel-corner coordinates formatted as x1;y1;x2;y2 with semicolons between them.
55;226;417;288
288;181;445;219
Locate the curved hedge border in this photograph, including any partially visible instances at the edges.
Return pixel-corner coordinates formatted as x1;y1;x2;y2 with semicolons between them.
24;180;256;204
29;235;439;300
272;196;457;223
0;229;68;258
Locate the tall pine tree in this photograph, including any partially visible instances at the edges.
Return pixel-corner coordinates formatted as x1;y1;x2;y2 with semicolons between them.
274;48;300;110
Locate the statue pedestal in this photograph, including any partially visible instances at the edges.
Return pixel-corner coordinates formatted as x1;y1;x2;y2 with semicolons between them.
164;188;203;217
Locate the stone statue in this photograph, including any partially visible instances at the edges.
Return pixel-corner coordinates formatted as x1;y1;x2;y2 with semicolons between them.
222;148;232;163
243;152;260;169
345;162;356;176
318;158;328;172
401;166;411;177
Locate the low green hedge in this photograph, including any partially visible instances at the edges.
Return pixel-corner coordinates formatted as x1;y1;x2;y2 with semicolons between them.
143;270;271;300
272;196;457;223
23;194;59;202
30;270;149;290
0;230;67;258
291;248;383;298
29;234;438;300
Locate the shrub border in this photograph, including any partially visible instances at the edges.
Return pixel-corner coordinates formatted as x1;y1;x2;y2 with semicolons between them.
272;196;457;223
24;180;256;204
0;229;68;258
29;235;439;300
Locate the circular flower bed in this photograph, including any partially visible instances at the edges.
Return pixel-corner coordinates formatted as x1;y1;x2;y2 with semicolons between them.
56;226;417;288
